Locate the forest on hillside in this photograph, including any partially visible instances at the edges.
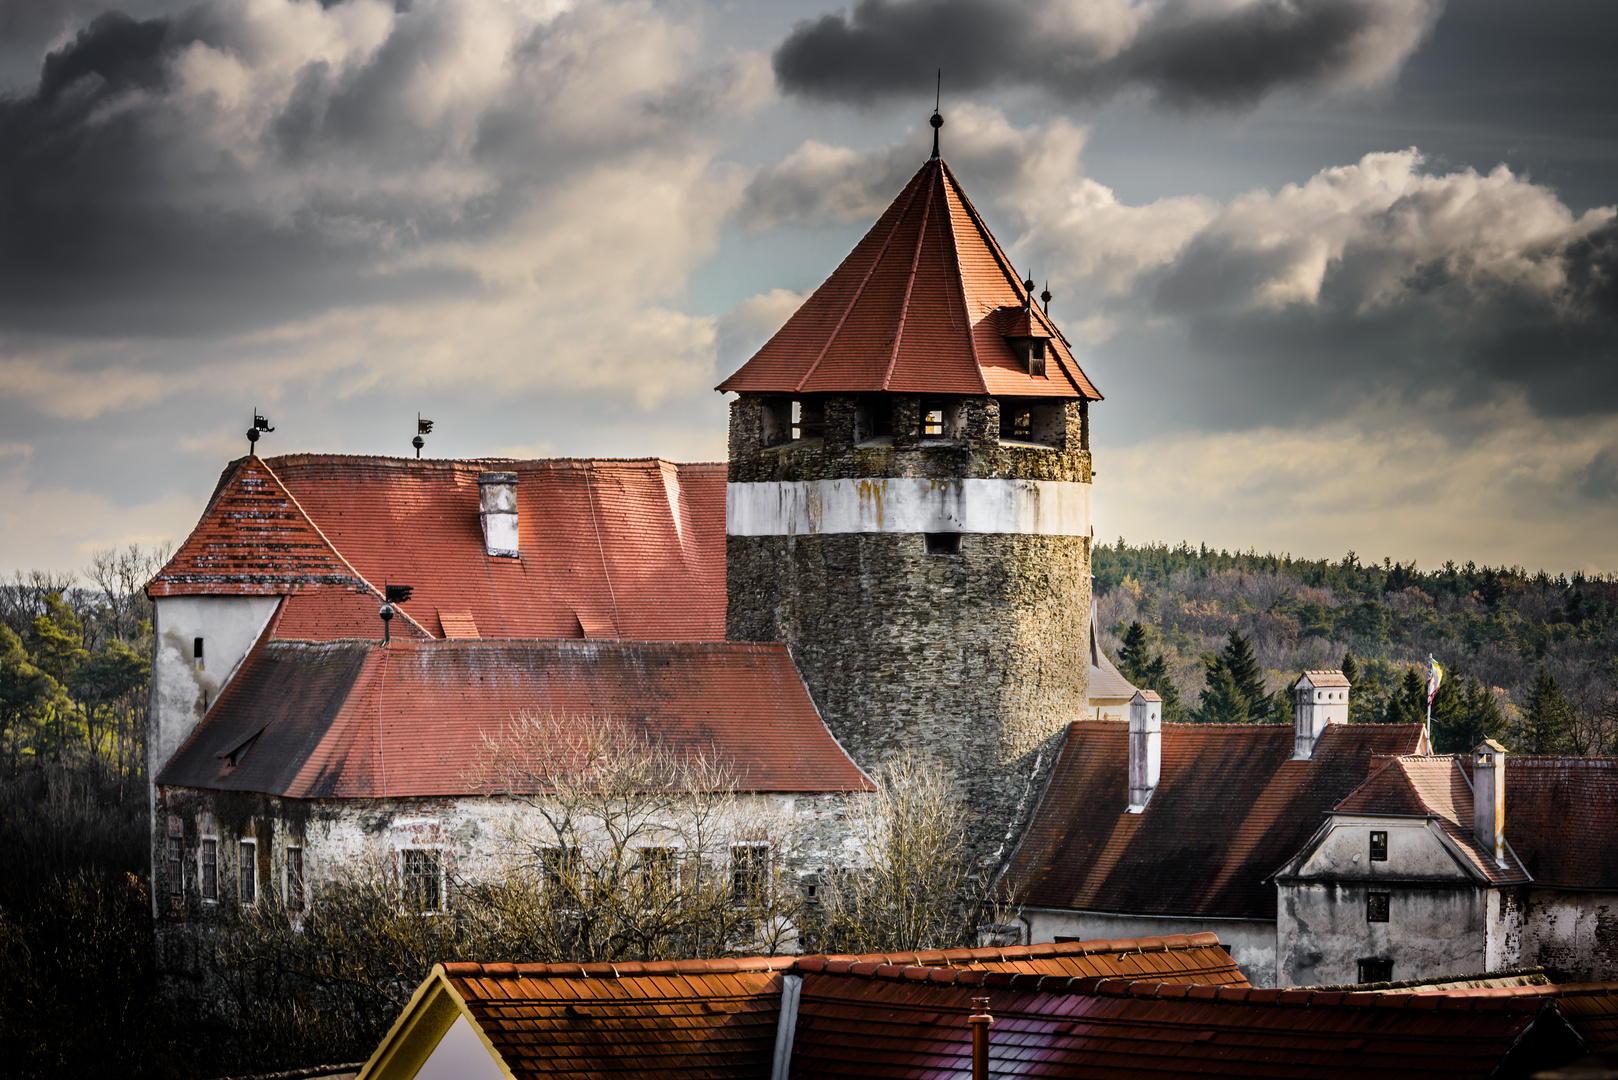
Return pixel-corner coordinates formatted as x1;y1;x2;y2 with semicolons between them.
1092;540;1618;755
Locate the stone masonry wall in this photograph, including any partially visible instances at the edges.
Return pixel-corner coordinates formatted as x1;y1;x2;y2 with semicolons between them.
726;392;1093;868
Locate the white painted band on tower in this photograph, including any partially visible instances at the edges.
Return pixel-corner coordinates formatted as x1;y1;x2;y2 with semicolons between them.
726;478;1091;536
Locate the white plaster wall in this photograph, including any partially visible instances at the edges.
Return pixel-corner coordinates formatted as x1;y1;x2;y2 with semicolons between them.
1295;818;1471;882
1023;909;1277;987
1500;889;1618;980
1276;881;1488;986
726;478;1090;537
149;596;280;775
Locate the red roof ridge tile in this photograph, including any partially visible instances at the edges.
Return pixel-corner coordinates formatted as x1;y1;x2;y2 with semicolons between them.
264;452;722;469
442;956;795;980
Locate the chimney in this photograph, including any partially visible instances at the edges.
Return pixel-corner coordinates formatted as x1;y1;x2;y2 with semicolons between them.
478;472;520;557
1128;690;1162;813
1473;739;1508;866
1293;670;1350;760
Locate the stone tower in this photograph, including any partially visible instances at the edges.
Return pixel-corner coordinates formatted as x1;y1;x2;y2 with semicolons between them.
718;136;1102;865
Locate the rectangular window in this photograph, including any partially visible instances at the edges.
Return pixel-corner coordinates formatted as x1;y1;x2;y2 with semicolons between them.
1357;958;1393;983
1367;891;1390;923
193;637;205;670
239;840;257;906
924;532;961;556
731;844;769;908
638;847;678;904
286;847;305;912
402;849;442;913
1370;831;1388;861
201;838;218;902
167;834;185;899
920;400;946;438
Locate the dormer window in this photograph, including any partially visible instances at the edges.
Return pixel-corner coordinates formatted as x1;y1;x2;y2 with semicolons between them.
1012;337;1047;376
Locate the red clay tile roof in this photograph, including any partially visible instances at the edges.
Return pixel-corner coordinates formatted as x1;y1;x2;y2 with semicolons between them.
156;638;872;797
147;456;373;598
1341;977;1618;1053
832;932;1246;985
1087;603;1137;702
1299;670;1352;688
440;957;794;1079
788;966;1576;1079
717;158;1100;400
1331;755;1531;884
1004;721;1426;919
150;455;726;643
1490;756;1618;890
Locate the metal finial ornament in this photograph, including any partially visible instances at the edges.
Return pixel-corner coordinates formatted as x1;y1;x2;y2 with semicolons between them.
246;408;274;455
1041;281;1052;313
379;598;395;646
414;412;433;458
1023;270;1035;309
929;69;943;160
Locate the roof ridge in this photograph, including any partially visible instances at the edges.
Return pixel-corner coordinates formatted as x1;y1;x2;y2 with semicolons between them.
881;163;940;391
267;453;720;469
794;161;930;393
443;956;796;979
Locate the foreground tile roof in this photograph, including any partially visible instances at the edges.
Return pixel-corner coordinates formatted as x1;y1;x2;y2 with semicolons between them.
156;637;872;797
360;937;1592;1080
717;157;1099;400
1004;721;1426;919
149;454;726;642
1486;756;1618;890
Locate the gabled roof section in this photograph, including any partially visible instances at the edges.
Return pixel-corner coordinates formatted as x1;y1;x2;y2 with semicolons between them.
156;638;873;798
147;456;369;597
1487;755;1618;890
1004;721;1426;919
1087;599;1138;704
1331;756;1531;884
717;158;1100;400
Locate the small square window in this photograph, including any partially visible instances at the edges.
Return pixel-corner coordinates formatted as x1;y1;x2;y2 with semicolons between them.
1367;892;1390;923
402;849;442;913
731;845;770;908
201;838;218;902
286;847;305;912
239;841;257;906
1357;958;1393;983
924;533;961;555
1369;831;1388;861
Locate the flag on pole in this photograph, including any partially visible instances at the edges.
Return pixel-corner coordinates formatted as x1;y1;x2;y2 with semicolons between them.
1426;656;1444;707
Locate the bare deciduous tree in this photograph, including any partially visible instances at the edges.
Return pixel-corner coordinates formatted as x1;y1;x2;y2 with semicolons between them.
467;710;804;962
811;753;1009;955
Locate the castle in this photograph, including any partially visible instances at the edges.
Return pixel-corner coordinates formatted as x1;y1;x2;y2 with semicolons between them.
146;119;1618;990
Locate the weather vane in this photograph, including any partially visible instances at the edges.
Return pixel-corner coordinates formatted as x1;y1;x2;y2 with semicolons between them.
246;409;274;455
414;413;434;457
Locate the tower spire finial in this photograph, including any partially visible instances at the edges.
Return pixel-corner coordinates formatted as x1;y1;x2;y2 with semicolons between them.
929;69;943;160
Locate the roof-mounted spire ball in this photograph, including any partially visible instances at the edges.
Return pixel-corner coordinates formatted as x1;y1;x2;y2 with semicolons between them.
1041;281;1052;313
246;409;274;456
929;69;943;160
1023;270;1035;309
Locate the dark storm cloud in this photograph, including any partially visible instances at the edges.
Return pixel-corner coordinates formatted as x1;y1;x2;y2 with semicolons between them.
0;0;748;338
773;0;1442;108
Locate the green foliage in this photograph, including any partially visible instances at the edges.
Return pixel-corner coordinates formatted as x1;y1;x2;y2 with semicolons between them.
1117;622;1186;722
1382;667;1427;726
1519;667;1575;754
1431;677;1508;754
1198;661;1250;724
1341;651;1359;687
1197;631;1283;724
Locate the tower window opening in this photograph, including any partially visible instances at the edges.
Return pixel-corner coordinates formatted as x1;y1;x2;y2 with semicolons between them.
1003;407;1032;441
921;401;945;438
998;399;1065;446
855;397;893;443
791;398;825;442
924;533;961;555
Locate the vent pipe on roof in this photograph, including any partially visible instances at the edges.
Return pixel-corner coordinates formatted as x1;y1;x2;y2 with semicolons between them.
1128;690;1161;813
968;997;993;1080
478;472;520;558
1473;739;1508;866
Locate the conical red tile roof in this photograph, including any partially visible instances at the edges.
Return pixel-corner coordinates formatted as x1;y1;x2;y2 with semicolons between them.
718;157;1100;400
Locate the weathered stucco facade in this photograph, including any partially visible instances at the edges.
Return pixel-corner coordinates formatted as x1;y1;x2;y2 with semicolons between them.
726;393;1092;866
1021;908;1279;986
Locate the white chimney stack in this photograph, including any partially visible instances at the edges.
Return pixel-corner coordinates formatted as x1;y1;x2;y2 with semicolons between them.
1128;690;1162;813
1293;670;1350;760
478;472;520;558
1473;739;1508;866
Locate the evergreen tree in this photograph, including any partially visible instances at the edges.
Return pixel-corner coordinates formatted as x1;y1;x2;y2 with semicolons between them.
1220;630;1267;711
1433;676;1506;753
1382;667;1426;726
1341;651;1359;688
1139;653;1186;722
1520;667;1575;754
1198;662;1250;724
1118;622;1150;682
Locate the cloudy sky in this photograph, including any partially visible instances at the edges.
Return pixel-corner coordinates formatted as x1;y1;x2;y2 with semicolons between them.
1;0;1614;576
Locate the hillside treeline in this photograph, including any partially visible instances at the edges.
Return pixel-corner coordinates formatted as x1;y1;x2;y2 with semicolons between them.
1093;540;1618;755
